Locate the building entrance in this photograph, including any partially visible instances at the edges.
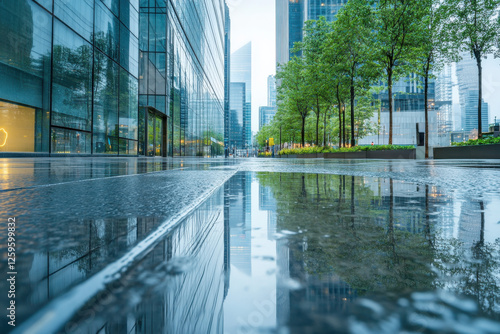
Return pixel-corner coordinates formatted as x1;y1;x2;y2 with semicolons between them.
140;107;166;157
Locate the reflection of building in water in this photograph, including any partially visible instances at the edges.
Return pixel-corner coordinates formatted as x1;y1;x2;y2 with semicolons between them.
13;189;227;333
276;236;357;330
228;173;252;275
366;179;453;236
458;200;484;249
259;183;278;239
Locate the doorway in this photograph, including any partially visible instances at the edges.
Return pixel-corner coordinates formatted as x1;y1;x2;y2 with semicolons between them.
140;107;166;157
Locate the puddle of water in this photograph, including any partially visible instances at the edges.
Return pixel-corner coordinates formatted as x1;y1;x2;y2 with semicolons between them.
5;172;500;333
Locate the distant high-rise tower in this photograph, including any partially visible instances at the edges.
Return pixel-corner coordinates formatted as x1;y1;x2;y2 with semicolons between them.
268;75;277;107
456;56;489;133
276;0;347;66
230;43;252;148
259;75;277;130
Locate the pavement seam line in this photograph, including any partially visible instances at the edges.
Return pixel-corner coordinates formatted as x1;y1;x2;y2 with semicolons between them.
12;170;237;334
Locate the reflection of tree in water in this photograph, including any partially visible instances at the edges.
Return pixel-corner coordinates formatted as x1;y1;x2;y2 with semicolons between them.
257;173;500;318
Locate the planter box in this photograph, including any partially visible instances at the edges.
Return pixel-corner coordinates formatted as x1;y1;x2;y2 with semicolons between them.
344;151;367;159
324;152;345;159
297;153;319;159
366;149;416;159
434;144;500;159
288;154;298;159
324;149;416;160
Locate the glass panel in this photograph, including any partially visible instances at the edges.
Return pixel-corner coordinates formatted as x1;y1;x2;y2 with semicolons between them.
147;111;154;156
138;107;145;155
119;138;138;155
52;20;92;131
120;0;139;37
95;1;120;61
120;23;139;77
54;0;93;42
100;0;119;16
155;115;162;156
0;1;52;110
0;101;36;152
119;69;139;140
34;0;52;12
51;127;91;154
93;50;119;154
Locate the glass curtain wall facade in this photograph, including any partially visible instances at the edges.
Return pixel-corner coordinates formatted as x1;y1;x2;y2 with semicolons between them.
160;0;225;157
0;0;139;155
0;0;225;157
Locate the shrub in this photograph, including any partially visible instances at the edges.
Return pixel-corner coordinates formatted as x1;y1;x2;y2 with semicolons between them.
258;151;272;157
279;145;413;155
452;136;500;147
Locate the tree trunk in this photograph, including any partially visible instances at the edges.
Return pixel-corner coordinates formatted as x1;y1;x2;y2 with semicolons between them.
337;86;342;147
350;83;356;147
342;104;346;147
388;66;393;145
424;64;429;159
477;55;483;138
323;107;328;147
301;116;306;148
316;98;320;146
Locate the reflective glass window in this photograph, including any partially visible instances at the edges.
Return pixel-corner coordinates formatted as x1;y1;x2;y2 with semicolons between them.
120;0;139;37
54;0;93;42
100;0;119;16
93;50;119;154
0;1;52;109
52;20;92;131
34;0;52;12
120;23;139;78
119;138;138;155
51;127;91;154
95;1;120;61
119;68;139;140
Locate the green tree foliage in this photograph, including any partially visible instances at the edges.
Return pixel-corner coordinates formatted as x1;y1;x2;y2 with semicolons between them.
328;0;380;147
276;57;312;147
373;0;423;145
443;0;500;138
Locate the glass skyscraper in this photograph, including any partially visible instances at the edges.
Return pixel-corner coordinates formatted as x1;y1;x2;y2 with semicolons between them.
229;42;252;149
456;56;489;134
0;0;226;157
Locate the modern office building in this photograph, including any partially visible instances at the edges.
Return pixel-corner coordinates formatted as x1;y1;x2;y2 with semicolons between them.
224;3;231;152
456;56;489;134
259;106;277;130
268;75;277;107
229;82;245;149
259;75;277;130
276;0;346;66
434;64;454;145
0;0;226;157
229;42;252;149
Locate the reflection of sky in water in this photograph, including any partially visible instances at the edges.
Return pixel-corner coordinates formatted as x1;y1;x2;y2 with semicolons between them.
224;179;277;333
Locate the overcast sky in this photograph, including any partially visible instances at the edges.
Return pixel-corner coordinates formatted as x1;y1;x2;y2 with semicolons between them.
227;0;275;133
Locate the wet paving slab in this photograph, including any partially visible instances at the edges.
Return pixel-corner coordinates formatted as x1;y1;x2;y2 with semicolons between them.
1;158;500;333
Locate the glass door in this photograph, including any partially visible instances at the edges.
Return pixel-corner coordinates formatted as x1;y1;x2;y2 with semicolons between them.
155;115;163;156
147;111;155;156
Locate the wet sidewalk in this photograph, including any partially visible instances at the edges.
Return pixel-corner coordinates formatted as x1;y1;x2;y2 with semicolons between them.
1;158;500;333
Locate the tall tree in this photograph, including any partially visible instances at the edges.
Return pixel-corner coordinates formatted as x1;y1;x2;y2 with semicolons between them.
373;0;422;144
444;0;500;138
413;0;454;158
276;57;312;147
297;17;334;147
329;0;380;147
